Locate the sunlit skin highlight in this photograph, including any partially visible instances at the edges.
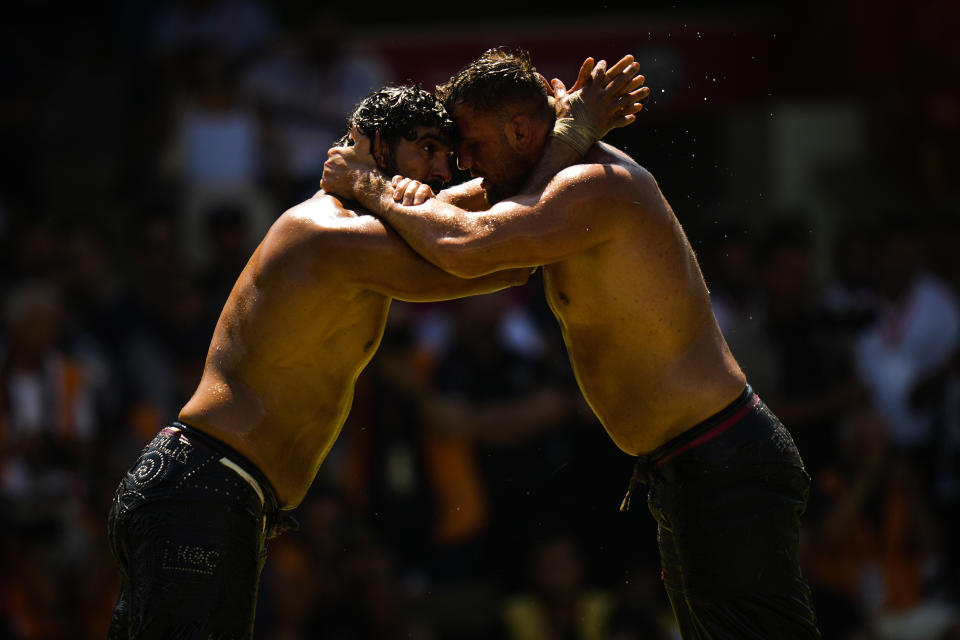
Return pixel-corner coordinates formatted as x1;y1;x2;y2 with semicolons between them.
322;57;746;456
179;126;531;509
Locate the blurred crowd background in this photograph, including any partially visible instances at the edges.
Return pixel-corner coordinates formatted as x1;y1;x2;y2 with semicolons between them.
1;1;959;639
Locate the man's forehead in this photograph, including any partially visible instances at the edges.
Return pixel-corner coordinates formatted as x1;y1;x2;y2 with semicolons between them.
451;102;480;123
450;103;497;137
410;126;452;148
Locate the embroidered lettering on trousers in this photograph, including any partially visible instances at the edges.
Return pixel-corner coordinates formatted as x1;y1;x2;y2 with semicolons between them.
155;432;194;464
162;542;222;575
129;432;196;489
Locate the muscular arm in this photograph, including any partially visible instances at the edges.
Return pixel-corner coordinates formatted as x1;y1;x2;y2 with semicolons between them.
274;199;530;301
346;162;645;278
336;213;532;301
396;138;579;211
436;177;489;211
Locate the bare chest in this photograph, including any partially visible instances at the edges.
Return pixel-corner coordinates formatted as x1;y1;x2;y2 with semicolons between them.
541;252;628;326
542;263;578;320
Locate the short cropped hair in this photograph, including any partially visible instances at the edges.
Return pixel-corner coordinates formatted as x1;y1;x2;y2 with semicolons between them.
336;84;454;147
436;47;553;121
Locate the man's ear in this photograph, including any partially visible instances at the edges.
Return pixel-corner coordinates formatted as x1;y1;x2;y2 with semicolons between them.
504;114;534;153
371;132;390;171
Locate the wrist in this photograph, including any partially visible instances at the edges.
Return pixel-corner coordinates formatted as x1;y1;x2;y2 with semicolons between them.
350;171;381;209
365;173;394;213
550;93;600;156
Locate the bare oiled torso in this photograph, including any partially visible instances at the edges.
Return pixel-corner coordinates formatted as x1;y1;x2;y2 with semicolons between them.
179;195;391;508
542;144;746;455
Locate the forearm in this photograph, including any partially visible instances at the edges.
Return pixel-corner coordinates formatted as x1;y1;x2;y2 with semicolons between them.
468;388;569;446
401;267;531;302
354;172;482;276
437;178;489;211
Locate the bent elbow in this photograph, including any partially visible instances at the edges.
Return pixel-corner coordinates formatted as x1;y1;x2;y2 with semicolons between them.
509;267;535;286
440;259;487;279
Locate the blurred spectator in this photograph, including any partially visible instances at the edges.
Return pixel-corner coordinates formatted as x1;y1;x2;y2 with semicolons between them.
115;217;210;437
162;44;274;269
806;412;958;639
909;262;960;600
821;222;881;332
704;219;780;392
172;46;261;188
242;9;388;202
4;220;62;283
341;289;573;583
926;355;960;600
708;218;862;473
150;0;273;62
0;282;99;504
0;521;69;639
198;202;256;324
499;534;615;640
929;205;960;293
605;554;673;640
421;290;573;583
255;488;350;637
756;219;864;472
339;314;442;580
0;279;118;640
59;227;122;339
855;216;960;454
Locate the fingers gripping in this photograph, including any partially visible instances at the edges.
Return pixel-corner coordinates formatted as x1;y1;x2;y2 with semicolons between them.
391;177;435;206
392;177;411;202
551;53;652;152
413;183;434;206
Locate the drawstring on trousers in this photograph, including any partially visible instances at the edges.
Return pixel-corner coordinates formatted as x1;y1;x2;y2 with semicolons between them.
620;457;653;511
268;513;300;539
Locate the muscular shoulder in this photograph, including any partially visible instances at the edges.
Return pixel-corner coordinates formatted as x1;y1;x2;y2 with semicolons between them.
278;192;392;241
260;192;393;273
545;148;660;207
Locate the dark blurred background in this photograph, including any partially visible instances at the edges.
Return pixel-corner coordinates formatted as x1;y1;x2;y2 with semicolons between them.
1;1;959;638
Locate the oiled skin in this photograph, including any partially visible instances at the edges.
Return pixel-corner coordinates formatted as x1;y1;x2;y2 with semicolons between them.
180;192;529;508
336;141;746;456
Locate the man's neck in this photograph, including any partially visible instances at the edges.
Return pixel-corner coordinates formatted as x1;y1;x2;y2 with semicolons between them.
520;128;581;194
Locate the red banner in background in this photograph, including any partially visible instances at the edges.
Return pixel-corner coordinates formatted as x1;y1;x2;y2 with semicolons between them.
361;17;776;116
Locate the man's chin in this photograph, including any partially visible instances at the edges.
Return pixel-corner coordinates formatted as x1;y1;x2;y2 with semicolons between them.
481;179;510;204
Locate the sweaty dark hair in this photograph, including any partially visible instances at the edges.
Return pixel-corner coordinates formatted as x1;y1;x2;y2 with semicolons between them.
336;84;455;148
436;47;553;122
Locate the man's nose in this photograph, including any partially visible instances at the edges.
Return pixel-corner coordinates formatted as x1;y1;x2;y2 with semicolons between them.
433;157;452;185
456;145;472;171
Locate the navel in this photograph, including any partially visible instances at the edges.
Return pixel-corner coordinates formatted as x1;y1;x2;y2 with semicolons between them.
558;292;570;305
